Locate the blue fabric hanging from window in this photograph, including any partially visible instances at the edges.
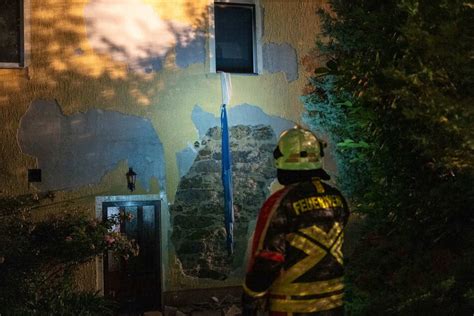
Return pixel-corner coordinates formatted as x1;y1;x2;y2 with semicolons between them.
220;72;234;256
221;104;234;255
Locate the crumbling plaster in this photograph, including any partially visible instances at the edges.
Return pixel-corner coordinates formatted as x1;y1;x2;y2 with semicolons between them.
0;0;328;290
18;100;166;191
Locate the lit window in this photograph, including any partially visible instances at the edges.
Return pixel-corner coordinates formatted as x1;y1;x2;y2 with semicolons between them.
0;0;29;68
209;0;262;74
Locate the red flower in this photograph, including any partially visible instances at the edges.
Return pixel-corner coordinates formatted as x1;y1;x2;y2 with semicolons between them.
104;234;116;245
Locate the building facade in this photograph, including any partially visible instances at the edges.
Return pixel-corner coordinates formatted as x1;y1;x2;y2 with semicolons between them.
0;0;329;292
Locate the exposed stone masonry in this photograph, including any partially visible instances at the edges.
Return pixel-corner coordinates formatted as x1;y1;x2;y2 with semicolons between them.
171;125;277;279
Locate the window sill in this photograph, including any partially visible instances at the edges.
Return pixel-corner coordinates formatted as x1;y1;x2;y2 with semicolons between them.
0;62;26;69
214;71;259;76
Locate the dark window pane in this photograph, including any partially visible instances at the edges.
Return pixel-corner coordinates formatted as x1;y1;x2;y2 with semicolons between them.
215;3;255;73
0;0;21;63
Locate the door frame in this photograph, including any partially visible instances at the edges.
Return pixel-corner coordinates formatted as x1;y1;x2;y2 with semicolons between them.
95;195;162;308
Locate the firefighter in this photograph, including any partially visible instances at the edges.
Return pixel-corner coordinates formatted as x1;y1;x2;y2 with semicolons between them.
242;126;350;316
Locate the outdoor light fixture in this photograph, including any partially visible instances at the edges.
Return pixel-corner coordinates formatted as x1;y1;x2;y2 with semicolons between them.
126;167;137;192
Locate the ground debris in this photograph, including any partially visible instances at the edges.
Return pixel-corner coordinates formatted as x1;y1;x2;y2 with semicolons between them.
166;295;242;316
224;304;241;316
164;286;242;316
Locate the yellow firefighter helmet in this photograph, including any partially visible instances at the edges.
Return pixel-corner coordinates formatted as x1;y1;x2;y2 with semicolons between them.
274;126;324;170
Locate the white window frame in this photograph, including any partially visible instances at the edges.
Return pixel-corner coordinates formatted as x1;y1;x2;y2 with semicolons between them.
0;0;30;68
208;0;263;74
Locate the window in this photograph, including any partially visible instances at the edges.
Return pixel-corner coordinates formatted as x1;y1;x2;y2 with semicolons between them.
0;0;29;68
209;0;262;74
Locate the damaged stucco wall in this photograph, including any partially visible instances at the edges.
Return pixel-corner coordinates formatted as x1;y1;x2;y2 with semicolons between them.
172;125;278;280
172;107;294;280
176;104;294;177
18;100;166;191
0;0;329;290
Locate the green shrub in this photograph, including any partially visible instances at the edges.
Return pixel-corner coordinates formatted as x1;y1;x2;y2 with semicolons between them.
303;0;473;314
0;208;139;315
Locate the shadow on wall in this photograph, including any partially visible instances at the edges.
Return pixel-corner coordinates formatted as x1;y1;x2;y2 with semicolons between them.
84;0;208;73
8;0;210;112
2;0;211;194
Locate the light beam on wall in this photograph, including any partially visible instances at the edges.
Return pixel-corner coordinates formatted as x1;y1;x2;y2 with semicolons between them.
84;0;199;71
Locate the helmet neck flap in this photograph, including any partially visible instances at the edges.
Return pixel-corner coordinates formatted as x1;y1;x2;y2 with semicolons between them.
277;168;331;185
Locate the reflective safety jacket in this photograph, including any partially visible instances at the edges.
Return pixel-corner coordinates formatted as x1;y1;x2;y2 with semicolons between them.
243;178;349;315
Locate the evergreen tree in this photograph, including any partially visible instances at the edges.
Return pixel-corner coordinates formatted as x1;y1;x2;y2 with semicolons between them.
303;0;473;314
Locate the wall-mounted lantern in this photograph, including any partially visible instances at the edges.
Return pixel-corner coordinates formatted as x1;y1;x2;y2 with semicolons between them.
126;167;137;192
